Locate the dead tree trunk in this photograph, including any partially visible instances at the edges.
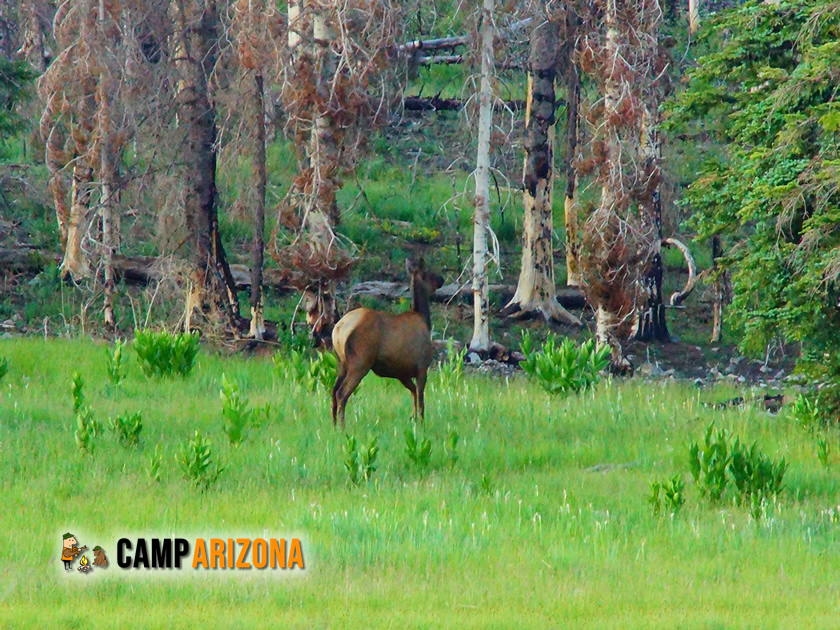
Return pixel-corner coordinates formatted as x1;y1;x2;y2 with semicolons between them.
62;157;94;280
561;11;581;288
711;235;723;343
689;0;700;33
98;0;117;329
249;71;267;340
470;0;495;353
633;105;669;342
174;0;241;333
504;10;580;326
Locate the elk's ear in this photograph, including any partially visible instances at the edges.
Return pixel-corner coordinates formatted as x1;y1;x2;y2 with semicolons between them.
405;258;416;276
417;257;426;271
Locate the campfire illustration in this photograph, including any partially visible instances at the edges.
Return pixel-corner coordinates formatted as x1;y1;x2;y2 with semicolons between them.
77;555;92;574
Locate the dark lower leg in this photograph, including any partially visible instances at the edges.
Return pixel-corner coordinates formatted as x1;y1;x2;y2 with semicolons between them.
398;376;418;421
416;370;427;423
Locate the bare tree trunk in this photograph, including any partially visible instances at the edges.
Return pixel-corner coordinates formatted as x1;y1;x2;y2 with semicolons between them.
504;10;580;327
174;0;241;333
711;235;723;343
19;1;49;72
43;113;70;248
688;0;700;33
633;105;668;342
98;0;117;329
62;158;93;280
589;0;631;372
562;11;581;288
300;3;342;345
249;71;266;340
470;0;495;352
100;106;117;329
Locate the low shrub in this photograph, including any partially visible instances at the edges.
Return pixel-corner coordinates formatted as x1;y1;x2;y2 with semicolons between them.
176;430;225;491
134;329;199;378
109;412;143;447
519;331;610;396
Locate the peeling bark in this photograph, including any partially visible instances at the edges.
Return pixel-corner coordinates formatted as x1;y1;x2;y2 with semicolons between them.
62;159;93;281
633;105;669;342
595;304;630;373
505;10;580;327
562;11;581;288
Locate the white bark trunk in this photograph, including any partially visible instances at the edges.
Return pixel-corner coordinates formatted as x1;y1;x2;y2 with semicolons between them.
595;305;629;371
62;160;93;280
470;0;495;352
688;0;700;33
99;0;117;329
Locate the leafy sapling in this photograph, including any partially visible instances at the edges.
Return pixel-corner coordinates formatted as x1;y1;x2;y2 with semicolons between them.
71;372;85;413
649;475;685;515
220;375;252;445
176;430;225;491
361;437;379;483
405;429;431;470
688;423;730;502
445;430;460;469
109;412;143;447
105;339;127;385
74;407;98;456
817;434;830;469
344;435;360;486
147;443;163;483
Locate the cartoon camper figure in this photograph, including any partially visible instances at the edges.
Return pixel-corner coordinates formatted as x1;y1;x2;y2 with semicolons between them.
61;533;87;570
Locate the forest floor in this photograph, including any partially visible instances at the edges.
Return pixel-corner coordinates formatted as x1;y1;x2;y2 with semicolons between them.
1;337;837;626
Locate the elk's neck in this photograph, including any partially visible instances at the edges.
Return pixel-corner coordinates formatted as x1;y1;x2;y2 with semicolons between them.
411;280;432;331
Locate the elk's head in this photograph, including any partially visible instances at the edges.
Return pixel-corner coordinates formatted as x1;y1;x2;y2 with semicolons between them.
405;257;444;296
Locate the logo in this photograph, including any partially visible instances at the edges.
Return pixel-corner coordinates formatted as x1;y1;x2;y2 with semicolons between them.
62;531;306;575
62;532;108;575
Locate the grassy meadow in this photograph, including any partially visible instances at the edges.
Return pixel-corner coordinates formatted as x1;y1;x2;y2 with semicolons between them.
2;337;840;627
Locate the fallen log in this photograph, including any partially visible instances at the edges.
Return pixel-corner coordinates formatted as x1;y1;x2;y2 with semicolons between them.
416;54;527;71
2;248;588;309
398;17;532;53
404;95;528;112
349;281;586;309
0;246;60;273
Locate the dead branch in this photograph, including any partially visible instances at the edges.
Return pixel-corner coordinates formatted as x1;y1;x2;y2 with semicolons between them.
663;237;698;306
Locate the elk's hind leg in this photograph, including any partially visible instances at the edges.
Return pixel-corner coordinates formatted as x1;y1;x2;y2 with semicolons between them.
416;369;427;424
332;361;348;426
336;366;369;429
398;376;418;421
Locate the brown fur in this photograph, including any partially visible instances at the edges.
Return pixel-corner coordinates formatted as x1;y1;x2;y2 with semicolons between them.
93;548;108;567
331;259;443;428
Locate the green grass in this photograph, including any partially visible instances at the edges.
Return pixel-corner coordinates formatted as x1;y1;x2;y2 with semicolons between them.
2;337;840;626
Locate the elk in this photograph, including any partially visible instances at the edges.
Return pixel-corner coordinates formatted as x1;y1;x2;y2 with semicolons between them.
331;258;444;428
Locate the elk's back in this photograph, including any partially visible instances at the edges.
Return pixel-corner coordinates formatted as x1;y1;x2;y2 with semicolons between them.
332;308;433;379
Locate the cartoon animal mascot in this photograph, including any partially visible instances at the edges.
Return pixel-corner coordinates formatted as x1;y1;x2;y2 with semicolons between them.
93;546;108;567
